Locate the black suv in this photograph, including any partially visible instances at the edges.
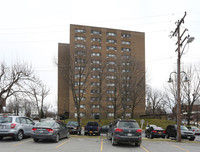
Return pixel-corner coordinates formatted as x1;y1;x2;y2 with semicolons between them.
165;125;195;141
107;119;142;146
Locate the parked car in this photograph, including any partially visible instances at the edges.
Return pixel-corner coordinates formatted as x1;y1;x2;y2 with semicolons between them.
84;121;100;136
165;125;195;141
107;119;142;146
66;121;81;134
145;125;157;137
31;120;70;143
187;126;200;135
145;125;166;139
0;116;35;141
100;125;109;134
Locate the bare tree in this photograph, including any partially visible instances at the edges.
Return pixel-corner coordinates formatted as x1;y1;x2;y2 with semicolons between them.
181;65;200;125
58;44;90;132
26;80;50;121
146;87;164;115
0;62;34;112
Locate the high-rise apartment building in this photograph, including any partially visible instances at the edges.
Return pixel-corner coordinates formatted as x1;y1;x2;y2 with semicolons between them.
58;24;145;119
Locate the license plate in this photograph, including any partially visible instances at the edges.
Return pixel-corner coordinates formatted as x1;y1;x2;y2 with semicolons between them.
127;133;132;136
39;130;44;133
89;131;93;133
187;136;191;139
158;132;161;134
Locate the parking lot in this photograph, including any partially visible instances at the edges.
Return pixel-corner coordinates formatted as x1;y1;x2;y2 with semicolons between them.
0;135;200;152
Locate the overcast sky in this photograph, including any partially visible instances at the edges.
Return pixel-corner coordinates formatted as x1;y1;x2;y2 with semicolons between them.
0;0;200;109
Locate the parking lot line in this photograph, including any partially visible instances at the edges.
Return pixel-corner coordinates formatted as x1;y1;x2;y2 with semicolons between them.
55;139;70;149
141;145;150;152
12;139;32;146
173;145;190;152
100;139;103;151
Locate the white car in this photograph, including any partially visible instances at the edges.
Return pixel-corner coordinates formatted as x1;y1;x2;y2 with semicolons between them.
187;126;200;135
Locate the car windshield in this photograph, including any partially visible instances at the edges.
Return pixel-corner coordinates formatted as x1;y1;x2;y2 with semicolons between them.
67;121;78;126
36;121;55;127
118;122;139;128
154;127;163;130
0;117;12;123
181;126;188;131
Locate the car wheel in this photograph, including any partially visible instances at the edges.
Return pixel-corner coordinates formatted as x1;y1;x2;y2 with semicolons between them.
84;132;87;135
0;137;3;140
112;137;117;146
189;138;194;141
135;142;141;147
34;138;39;142
107;134;111;140
54;134;60;143
150;133;153;139
15;130;24;141
67;132;70;138
166;133;169;139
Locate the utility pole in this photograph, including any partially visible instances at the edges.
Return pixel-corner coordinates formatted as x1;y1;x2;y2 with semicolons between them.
171;12;187;142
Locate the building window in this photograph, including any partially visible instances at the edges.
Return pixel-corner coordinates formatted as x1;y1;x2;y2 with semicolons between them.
75;36;86;41
106;76;116;79
75;44;86;49
121;33;131;38
107;32;117;36
91;90;100;94
91;38;101;42
91;82;100;86
122;76;130;80
75;81;86;86
106;46;116;51
121;48;131;52
122;62;130;66
106;90;115;94
91;75;100;79
106;83;115;87
75;29;86;33
126;113;131;117
121;41;131;45
75;66;84;70
91;105;100;109
107;113;114;117
75;59;86;63
91;52;101;57
121;55;130;59
106;39;117;44
91;97;100;101
122;69;130;73
75;74;86;79
91;45;101;50
106;53;117;58
107;105;114;109
77;97;86;101
74;113;85;118
80;104;86;109
91;30;101;35
107;68;116;72
91;60;101;64
91;67;101;71
75;51;86;56
107;61;116;65
75;89;86;93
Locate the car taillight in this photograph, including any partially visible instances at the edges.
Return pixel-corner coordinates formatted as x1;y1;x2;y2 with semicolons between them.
32;128;37;131
163;131;166;133
193;130;195;132
136;129;142;133
97;127;99;131
152;130;157;133
10;123;16;129
115;128;123;132
46;129;54;133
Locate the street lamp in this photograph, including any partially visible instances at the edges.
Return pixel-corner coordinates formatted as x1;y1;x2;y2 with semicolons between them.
169;36;194;142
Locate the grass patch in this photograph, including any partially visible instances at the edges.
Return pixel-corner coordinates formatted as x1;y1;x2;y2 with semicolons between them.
63;118;176;130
